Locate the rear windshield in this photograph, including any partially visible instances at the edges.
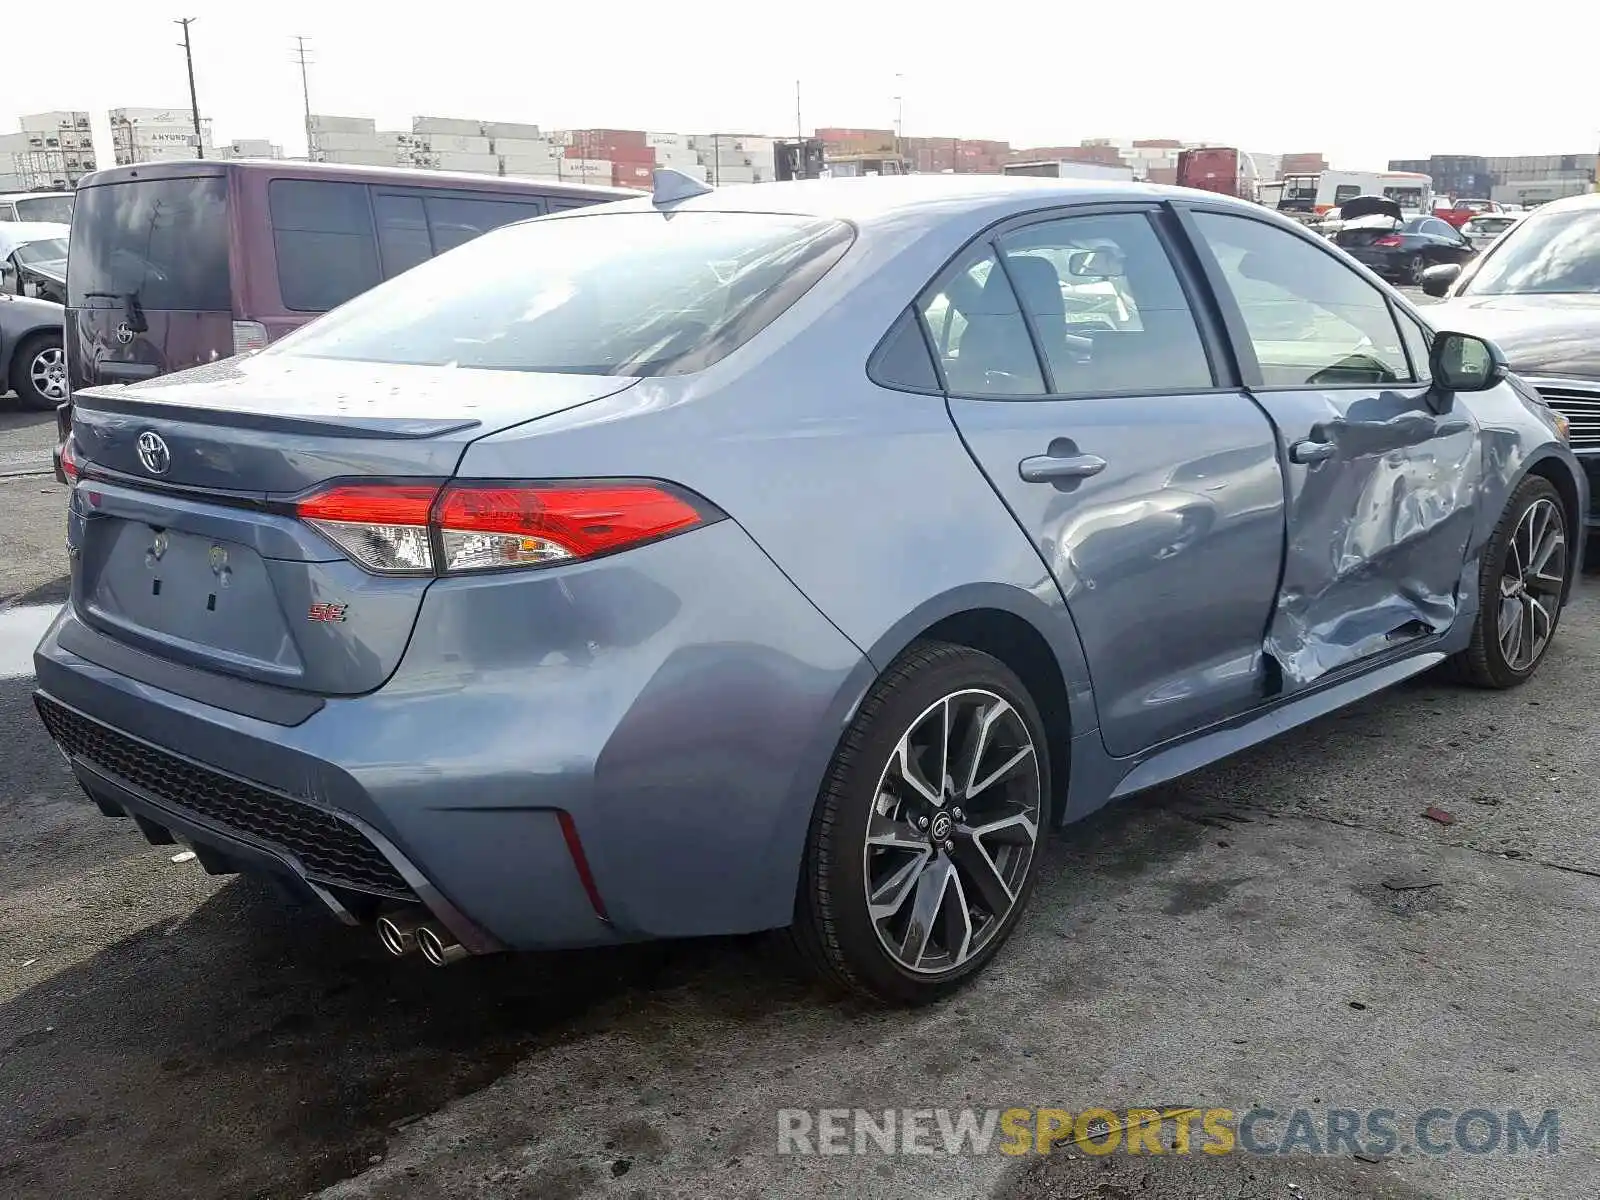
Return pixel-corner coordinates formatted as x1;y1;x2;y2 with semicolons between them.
270;210;855;376
15;195;74;223
67;176;230;311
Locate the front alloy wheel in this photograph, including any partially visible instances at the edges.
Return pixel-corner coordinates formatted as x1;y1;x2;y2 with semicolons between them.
1448;475;1570;687
791;642;1051;1005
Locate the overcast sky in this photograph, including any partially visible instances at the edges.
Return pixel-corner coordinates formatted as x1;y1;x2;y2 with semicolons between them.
10;1;1598;168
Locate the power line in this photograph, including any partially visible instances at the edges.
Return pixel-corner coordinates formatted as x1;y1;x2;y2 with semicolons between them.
174;18;204;159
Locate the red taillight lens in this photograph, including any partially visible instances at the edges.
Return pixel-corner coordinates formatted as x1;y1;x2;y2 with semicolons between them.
435;483;705;572
294;480;710;576
1373;235;1403;247
59;439;81;484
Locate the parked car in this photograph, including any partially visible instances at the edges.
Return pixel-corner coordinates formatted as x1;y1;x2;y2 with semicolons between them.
1332;197;1477;284
1424;190;1600;535
35;177;1585;1005
52;158;632;481
0;190;75;223
1437;198;1507;229
1460;211;1524;251
0;291;66;410
0;223;69;304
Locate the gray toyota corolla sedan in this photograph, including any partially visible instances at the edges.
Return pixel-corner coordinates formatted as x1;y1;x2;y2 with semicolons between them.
34;174;1586;1004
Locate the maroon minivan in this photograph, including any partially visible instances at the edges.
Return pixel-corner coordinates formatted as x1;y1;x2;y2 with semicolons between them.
58;159;631;472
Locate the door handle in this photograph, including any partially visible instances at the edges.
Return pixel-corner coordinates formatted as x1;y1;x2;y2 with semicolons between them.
1019;452;1108;483
1289;438;1335;465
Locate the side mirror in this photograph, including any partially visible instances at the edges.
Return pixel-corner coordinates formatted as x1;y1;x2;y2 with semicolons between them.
1421;262;1462;297
1431;331;1506;392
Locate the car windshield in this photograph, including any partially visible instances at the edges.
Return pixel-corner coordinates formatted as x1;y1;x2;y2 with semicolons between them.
271;210;856;376
15;195;73;223
14;237;68;264
1462;206;1600;295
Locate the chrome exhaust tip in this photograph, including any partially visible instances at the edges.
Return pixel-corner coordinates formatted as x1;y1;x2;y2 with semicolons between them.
417;923;469;967
376;911;423;957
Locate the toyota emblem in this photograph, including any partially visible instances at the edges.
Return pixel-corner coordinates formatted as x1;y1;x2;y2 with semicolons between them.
115;322;135;345
136;431;171;475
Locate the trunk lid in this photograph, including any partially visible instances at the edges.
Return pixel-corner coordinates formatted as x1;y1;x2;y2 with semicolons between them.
67;354;638;695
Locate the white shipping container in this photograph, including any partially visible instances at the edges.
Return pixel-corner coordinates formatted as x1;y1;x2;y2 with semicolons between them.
409;134;492;155
501;162;561;180
490;137;558;158
313;130;402;151
0;133;29;154
484;121;542;140
709;165;756;183
309;114;378;135
562;158;613;178
646;131;686;150
413;116;485;137
706;149;755;167
657;161;710;182
432;152;501;173
322;148;405;167
111;107;198;126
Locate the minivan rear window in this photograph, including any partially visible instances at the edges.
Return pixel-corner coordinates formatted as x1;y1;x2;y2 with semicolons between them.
68;177;229;311
269;211;855;376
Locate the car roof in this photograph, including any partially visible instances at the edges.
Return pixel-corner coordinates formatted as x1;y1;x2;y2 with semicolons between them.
577;173;1268;232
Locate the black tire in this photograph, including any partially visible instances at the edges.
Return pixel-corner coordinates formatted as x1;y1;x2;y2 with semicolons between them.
1446;476;1570;688
788;640;1053;1005
11;332;66;412
1405;255;1426;286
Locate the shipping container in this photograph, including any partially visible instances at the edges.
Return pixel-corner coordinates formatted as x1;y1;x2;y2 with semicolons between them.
1175;147;1242;196
314;130;403;152
407;133;493;155
646;131;685;149
321;148;407;168
483;120;542;140
500;154;562;177
414;116;486;137
308;114;377;135
110;107;195;125
1001;160;1134;182
562;158;614;178
612;162;654;186
431;152;501;174
490;137;558;158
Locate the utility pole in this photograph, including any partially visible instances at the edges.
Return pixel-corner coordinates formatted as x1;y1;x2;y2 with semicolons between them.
893;74;905;174
795;80;802;144
293;36;315;159
175;18;204;159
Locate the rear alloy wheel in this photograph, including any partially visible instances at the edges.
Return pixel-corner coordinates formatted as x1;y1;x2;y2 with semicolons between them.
1447;476;1570;688
1405;254;1426;286
790;642;1051;1005
13;334;67;412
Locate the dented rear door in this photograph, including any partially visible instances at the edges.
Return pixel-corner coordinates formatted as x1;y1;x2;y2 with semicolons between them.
1184;207;1480;689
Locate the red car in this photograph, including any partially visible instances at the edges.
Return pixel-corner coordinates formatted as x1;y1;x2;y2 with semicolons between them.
1436;198;1506;229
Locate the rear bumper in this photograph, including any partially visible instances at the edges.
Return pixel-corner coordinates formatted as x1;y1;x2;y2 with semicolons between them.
33;520;871;951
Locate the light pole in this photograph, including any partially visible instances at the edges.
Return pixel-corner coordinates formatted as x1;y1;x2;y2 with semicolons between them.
175;18;204;159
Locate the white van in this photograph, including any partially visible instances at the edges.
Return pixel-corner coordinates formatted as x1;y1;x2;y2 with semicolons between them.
1278;171;1434;218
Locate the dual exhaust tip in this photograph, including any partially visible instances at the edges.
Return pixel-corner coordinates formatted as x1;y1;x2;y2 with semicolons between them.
376;911;468;967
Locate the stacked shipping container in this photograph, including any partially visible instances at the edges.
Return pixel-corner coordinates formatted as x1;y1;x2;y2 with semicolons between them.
0;111;98;190
111;107;215;165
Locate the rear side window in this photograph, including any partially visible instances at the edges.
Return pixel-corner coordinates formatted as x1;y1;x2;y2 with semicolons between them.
268;210;855;376
424;196;545;254
68;176;230;311
373;193;432;278
869;308;940;392
918;248;1045;396
269;179;381;312
998;213;1211;396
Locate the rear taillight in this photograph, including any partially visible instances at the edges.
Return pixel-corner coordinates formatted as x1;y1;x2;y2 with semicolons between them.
1373;235;1403;247
294;481;714;576
232;321;269;355
60;439;81;485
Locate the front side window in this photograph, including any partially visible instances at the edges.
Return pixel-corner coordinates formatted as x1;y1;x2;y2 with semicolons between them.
1193;211;1412;387
1461;206;1600;295
270;210;854;376
1334;185;1362;205
269;179;381;312
918;248;1044;396
1399;311;1433;381
998;213;1211;396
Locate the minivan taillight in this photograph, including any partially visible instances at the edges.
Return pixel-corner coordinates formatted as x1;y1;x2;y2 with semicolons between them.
232;321;269;354
295;481;714;576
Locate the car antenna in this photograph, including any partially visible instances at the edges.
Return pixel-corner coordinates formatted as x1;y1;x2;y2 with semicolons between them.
652;166;714;207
